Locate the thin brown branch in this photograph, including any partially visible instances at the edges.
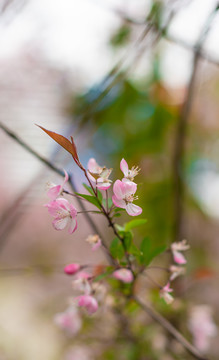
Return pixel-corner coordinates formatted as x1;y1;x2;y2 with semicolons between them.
172;4;219;242
112;6;219;68
133;296;209;360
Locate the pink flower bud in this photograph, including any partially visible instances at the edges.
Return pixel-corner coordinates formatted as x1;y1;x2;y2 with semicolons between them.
113;268;134;283
64;263;80;275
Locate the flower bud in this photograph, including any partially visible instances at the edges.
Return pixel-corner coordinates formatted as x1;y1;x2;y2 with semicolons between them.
64;263;80;275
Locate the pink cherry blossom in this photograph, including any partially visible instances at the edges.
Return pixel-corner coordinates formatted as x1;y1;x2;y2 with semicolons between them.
77;295;98;314
47;170;69;200
159;283;174;304
188;305;218;352
87;158;112;190
44;198;77;234
113;268;134;283
169;265;185;281
171;240;190;264
112;180;142;216
73;272;92;294
120;158;140;183
54;306;82;336
86;234;102;251
64;263;81;275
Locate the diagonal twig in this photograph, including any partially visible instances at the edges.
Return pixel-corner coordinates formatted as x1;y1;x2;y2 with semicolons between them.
133;296;209;360
172;3;219;242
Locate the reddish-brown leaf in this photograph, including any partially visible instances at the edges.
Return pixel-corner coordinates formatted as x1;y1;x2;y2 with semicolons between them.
37;125;78;159
193;267;215;280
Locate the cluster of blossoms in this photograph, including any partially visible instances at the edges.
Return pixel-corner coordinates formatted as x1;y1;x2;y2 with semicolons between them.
159;239;190;304
44;158;142;236
54;263;134;337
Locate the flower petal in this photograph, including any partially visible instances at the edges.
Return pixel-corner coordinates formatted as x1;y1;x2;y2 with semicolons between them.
112;195;126;209
63;169;69;185
113;180;127;199
68;218;77;234
96;182;111;190
91;239;101;251
126;203;142;216
69;203;77;218
173;250;187;264
113;269;133;283
52;217;69;230
88;158;99;173
47;185;62;200
124;181;137;197
120;158;129;177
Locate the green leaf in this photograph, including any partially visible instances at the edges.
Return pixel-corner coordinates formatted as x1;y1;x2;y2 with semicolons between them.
102;197;113;208
139;237;151;265
115;224;125;232
129;244;142;259
125;219;147;231
114;208;125;213
94;269;112;282
110;238;125;260
123;231;133;251
82;183;94;195
148;244;167;264
82;183;103;204
139;237;167;265
75;193;102;210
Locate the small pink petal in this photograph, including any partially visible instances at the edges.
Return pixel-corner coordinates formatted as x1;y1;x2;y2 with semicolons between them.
113;269;134;283
64;263;81;275
92;239;101;251
68;218;77;234
113;180;126;199
112;195;126;209
47;185;62;200
52;217;69;231
88;158;99;173
63;169;69;184
96;182;111;190
124;181;137;197
76;271;91;280
126;203;142;216
173;250;187;264
120;158;129;177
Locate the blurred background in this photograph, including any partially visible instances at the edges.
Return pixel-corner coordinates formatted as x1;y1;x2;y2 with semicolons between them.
0;0;219;359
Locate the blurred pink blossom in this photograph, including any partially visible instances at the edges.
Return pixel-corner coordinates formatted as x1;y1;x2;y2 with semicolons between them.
44;198;77;234
54;306;82;336
64;263;81;275
47;170;69;200
77;295;98;314
86;234;102;251
188;305;217;352
73;272;92;294
169;265;185;281
112;180;142;216
113;268;134;283
171;240;190;264
159;283;174;304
